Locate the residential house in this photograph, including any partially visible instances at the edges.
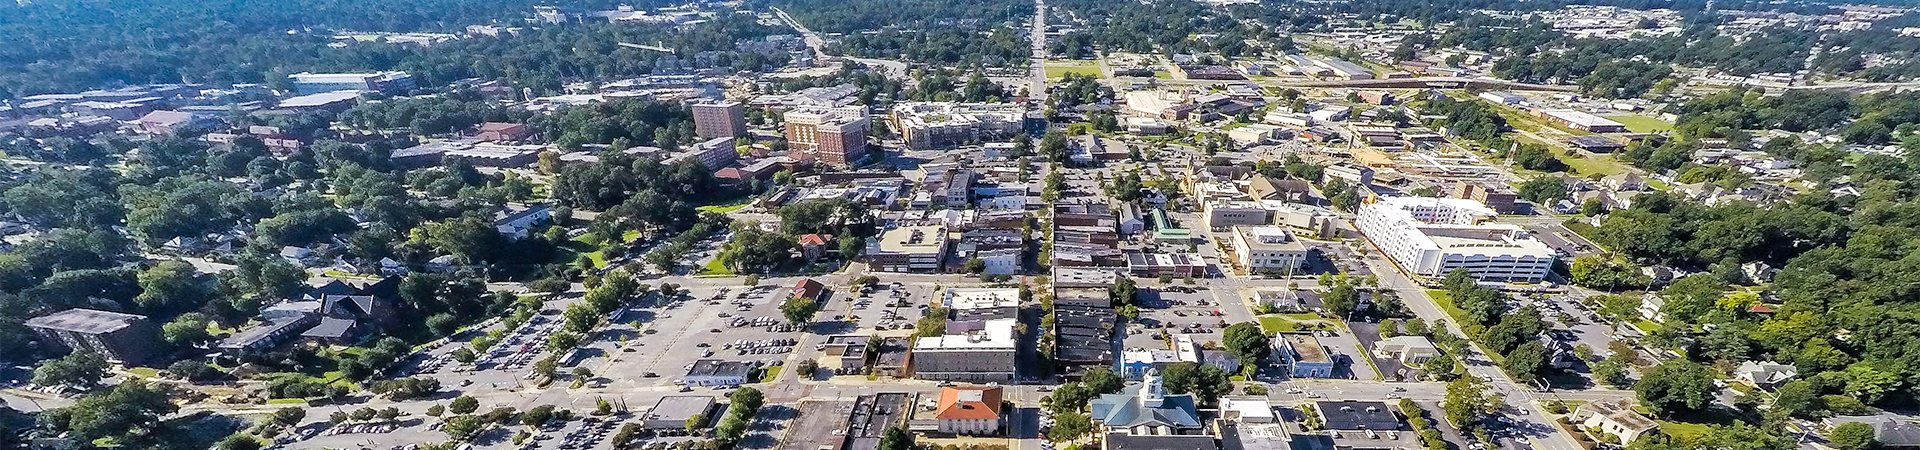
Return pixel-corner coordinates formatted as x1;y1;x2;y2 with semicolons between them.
1733;361;1797;391
1373;335;1441;365
494;203;553;240
797;234;832;261
1576;400;1659;444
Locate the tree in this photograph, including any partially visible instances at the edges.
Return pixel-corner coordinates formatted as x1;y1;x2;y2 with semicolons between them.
563;303;599;333
878;426;914;450
1222;322;1272;368
443;415;485;442
572;367;594;380
426;405;446;417
1441;376;1495;426
449;395;480;415
1829;422;1877;450
964;257;986;274
451;347;477;363
1515;176;1568;204
271;408;306;426
781;294;821;325
1083;368;1124;394
715;414;748;444
1635;359;1717;416
547;331;582;350
1109;276;1138;306
216;434;262;450
1050;411;1093;441
1324;283;1359;318
1500;341;1550;377
32;351;107;388
135;261;211;313
161;312;214;348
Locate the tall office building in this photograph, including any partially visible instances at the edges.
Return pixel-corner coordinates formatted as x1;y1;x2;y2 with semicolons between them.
784;107;869;167
691;101;747;140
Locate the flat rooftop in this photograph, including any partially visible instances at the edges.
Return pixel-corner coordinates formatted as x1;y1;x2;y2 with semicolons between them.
876;225;948;254
1282;333;1330;364
25;308;144;334
1316;401;1401;430
914;318;1017;351
644;396;717;422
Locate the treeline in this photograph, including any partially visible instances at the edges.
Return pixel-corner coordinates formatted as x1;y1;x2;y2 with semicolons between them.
1045;0;1288;59
1583;145;1920;419
832;27;1030;67
0;2;782;96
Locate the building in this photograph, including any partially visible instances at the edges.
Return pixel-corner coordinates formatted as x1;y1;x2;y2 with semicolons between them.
25;309;160;364
1205;201;1273;230
1275;332;1336;378
889;102;1025;150
1535;109;1629;133
1575;400;1659;443
691;101;746;140
1089;370;1204;435
1356;196;1555;282
217;303;322;356
865;225;951;272
674;137;738;170
1316;401;1402;430
817;335;873;375
493;203;553;240
1452;182;1518;214
1568;135;1625;153
1824;416;1920;449
1125;252;1206;278
932;386;1004;435
1230;226;1309;276
1124;91;1196;120
1315;59;1375;80
137;110;219;135
1219;398;1276;423
276;90;362;113
910;318;1017;382
684;359;754;386
843;393;911;450
475;122;534;141
785;107;869;167
1478;91;1526;105
1322;163;1375;187
288;72;416;95
1733;361;1798;390
1373;335;1441;365
640;396;718;429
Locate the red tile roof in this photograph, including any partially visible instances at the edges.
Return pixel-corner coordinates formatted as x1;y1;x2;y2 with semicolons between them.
935;386;1003;420
797;234;831;246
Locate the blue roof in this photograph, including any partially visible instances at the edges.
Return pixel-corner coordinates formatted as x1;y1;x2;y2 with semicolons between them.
1090;384;1202;429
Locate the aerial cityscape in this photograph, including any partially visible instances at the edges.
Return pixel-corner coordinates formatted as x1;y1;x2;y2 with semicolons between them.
2;0;1920;450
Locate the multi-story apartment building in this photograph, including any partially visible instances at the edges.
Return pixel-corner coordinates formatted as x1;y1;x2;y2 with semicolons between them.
784;107;869;167
25;308;160;364
691;101;747;140
889;102;1025;150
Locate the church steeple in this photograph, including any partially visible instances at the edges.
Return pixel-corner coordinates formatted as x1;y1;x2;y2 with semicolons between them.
1141;368;1165;408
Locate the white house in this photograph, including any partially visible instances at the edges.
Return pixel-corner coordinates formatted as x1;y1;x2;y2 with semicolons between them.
493;203;553;240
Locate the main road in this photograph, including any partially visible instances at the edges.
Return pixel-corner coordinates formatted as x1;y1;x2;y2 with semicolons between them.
1354;239;1586;450
771;7;909;79
1027;0;1047;102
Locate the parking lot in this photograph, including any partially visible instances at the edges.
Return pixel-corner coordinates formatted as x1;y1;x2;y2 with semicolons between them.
579;283;802;388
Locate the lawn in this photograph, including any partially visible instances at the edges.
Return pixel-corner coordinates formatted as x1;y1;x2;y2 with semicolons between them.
1552;146;1629;176
1425;290;1474;328
1258;315;1300;332
697;202;752;214
1657;420;1713;442
759;366;782;383
697;258;735;276
1046;65;1102;79
126;367;159;378
266;398;310;405
1606;115;1675;133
